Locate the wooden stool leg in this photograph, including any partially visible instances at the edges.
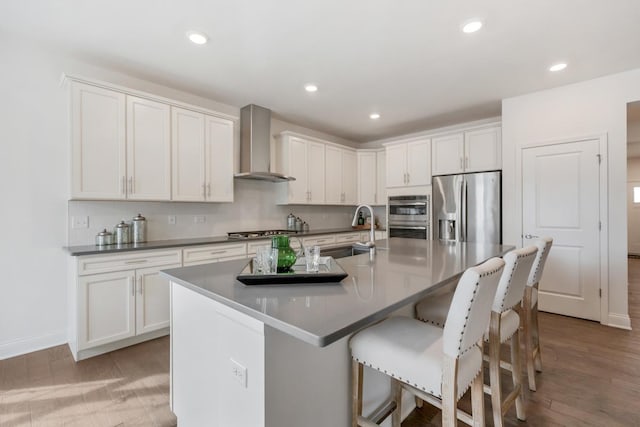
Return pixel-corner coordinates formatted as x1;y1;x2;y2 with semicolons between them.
510;329;526;421
441;356;458;427
532;301;543;372
391;378;402;427
351;359;363;427
471;344;485;427
489;312;504;427
524;289;537;391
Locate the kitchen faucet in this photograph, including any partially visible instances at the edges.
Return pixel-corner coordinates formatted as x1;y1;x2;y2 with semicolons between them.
351;204;376;257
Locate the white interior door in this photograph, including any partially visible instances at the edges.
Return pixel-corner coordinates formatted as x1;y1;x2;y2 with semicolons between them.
522;139;601;321
627;181;640;255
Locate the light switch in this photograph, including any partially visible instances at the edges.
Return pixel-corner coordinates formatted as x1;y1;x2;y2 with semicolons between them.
71;216;89;229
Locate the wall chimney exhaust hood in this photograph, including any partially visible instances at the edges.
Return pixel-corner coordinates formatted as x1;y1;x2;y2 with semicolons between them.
234;104;295;182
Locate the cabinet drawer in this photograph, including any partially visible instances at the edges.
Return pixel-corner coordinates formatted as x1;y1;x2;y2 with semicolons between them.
247;239;272;256
182;243;247;266
78;249;182;276
302;235;336;248
335;232;361;244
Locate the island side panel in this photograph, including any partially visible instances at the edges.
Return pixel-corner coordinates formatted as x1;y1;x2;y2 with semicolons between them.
171;282;265;427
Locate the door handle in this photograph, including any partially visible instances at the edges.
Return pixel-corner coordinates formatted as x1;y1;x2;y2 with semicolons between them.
523;234;540;239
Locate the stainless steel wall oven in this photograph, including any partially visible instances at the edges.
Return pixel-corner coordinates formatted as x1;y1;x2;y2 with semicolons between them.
388;195;430;239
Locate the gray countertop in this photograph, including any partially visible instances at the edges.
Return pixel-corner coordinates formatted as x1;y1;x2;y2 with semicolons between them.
65;227;383;256
161;238;513;347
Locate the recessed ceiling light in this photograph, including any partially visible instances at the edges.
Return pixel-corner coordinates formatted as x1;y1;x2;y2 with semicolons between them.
462;20;483;33
304;84;318;93
369;113;381;120
549;62;567;72
187;31;208;45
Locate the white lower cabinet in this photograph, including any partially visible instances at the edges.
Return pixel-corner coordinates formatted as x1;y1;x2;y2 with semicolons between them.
182;243;247;266
71;249;181;360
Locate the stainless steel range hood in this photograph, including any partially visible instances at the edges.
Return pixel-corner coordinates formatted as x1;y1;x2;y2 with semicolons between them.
234;104;295;182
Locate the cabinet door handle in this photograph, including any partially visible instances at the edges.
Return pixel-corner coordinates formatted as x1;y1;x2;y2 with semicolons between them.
209;250;228;255
128;177;133;194
207;183;211;197
460;157;463;170
131;177;135;194
465;157;469;169
132;277;136;296
121;176;126;195
125;259;147;264
407;173;410;184
138;278;143;295
523;234;540;239
202;183;206;198
309;190;312;201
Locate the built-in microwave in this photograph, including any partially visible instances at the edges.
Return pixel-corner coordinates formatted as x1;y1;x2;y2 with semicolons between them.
388;195;430;239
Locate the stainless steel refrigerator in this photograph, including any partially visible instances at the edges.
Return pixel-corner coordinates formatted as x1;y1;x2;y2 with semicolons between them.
432;171;501;243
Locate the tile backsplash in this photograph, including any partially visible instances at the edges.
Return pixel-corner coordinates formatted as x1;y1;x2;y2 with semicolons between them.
68;180;386;246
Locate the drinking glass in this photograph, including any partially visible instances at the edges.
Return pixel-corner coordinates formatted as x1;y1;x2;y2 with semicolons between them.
256;246;272;273
304;245;321;272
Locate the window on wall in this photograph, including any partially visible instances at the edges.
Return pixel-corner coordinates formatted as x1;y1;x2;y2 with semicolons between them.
634;187;640;203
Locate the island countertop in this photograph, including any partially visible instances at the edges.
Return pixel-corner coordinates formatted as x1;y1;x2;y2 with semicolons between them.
161;238;513;347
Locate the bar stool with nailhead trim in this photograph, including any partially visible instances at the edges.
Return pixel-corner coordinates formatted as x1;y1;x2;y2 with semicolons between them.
416;246;538;427
523;237;553;391
349;257;504;427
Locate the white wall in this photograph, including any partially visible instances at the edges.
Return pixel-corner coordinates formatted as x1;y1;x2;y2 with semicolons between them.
0;38;374;359
502;68;640;329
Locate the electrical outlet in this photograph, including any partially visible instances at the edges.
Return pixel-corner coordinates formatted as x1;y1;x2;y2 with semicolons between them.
168;215;176;225
194;215;206;224
230;358;247;388
71;216;89;229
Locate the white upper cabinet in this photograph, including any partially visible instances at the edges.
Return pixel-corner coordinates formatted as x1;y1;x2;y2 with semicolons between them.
464;127;502;173
432;133;464;176
326;146;357;205
357;151;376;205
276;134;326;204
358;150;386;205
69;77;236;202
431;126;501;176
172;108;206;201
126;96;171;200
385;139;431;188
71;82;126;199
204;115;234;202
172;107;234;202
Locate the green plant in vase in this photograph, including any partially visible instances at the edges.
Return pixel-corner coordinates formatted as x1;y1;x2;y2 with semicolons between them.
271;235;297;273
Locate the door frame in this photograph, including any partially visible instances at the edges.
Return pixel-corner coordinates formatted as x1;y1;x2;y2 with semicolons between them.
516;133;609;325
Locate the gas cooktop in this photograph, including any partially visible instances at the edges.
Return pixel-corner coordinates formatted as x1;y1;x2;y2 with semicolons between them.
227;229;299;240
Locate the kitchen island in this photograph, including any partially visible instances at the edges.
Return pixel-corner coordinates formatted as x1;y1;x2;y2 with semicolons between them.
162;238;512;427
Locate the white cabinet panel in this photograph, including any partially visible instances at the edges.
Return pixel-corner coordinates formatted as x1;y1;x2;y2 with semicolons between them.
205;115;234;202
432;133;464;176
307;142;326;204
464;127;501;173
431;126;501;176
78;270;135;349
325;145;343;204
126;96;171;200
71;82;126;199
172;107;206;201
136;264;180;335
287;137;310;204
385;139;430;188
358;152;377;205
407;140;431;186
342;150;358;204
376;151;386;205
385;144;407;188
335;232;361;244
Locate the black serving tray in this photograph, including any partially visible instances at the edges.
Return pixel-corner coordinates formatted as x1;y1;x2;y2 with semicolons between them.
236;257;348;285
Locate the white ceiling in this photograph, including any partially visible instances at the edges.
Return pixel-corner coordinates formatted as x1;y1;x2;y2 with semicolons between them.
2;0;640;142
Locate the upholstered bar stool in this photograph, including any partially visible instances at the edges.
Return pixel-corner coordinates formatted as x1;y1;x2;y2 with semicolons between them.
523;237;553;391
416;246;538;427
350;257;505;427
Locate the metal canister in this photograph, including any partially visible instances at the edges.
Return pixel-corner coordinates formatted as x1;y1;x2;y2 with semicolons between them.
287;213;296;230
95;229;114;246
302;221;309;232
295;216;303;231
114;221;130;245
132;213;147;243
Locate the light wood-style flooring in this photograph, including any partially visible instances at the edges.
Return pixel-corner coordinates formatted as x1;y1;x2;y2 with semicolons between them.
2;260;640;426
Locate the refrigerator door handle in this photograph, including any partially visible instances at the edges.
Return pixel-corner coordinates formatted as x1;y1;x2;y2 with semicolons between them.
461;179;467;242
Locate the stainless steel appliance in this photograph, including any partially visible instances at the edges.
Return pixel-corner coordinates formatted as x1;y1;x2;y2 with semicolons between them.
432;171;501;243
387;195;430;239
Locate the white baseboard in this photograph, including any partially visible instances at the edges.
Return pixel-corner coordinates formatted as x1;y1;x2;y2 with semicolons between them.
606;313;632;330
0;330;67;360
